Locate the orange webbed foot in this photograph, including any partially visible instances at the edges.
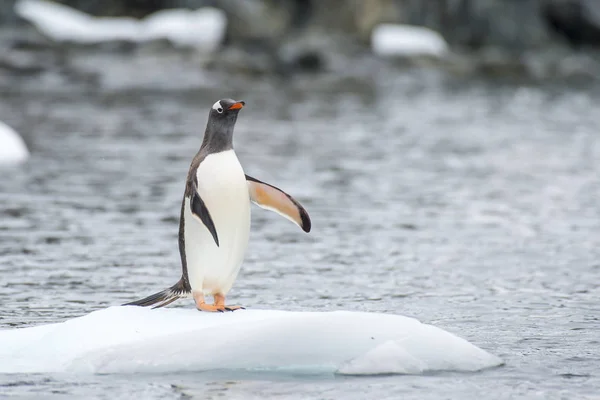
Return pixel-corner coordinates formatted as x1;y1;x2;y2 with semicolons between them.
193;292;245;312
196;303;226;312
214;293;244;312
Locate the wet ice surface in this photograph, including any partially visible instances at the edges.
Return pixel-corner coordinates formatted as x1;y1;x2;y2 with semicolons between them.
1;48;600;398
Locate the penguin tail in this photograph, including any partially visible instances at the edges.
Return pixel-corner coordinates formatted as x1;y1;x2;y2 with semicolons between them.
123;278;191;309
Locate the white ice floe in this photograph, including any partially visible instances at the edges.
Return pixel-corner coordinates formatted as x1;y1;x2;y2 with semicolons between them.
0;121;29;165
14;0;226;51
0;307;502;375
371;24;449;57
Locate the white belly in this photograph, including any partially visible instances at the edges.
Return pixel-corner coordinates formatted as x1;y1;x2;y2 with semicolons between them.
184;150;251;295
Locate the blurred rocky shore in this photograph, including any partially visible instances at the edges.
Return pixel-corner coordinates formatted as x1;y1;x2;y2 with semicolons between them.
1;0;600;85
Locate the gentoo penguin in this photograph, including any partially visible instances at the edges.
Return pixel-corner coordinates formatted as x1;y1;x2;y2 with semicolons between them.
124;99;310;312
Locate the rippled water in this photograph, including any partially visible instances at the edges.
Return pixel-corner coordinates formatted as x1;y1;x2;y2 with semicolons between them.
1;49;599;398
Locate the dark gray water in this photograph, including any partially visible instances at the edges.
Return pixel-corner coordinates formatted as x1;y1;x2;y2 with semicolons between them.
1;49;599;399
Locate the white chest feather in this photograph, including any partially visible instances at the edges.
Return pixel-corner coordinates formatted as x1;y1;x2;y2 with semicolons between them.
184;150;251;294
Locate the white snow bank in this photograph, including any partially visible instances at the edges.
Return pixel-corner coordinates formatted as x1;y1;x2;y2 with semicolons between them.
371;24;449;57
0;121;29;165
0;307;502;375
15;0;226;50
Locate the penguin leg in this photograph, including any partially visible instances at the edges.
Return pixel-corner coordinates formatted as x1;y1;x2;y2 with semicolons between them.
214;293;245;311
193;290;225;312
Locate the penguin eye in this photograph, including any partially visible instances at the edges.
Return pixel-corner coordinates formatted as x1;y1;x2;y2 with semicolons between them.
212;101;224;113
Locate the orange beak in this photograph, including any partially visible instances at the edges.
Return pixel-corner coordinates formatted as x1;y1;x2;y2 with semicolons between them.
228;101;245;110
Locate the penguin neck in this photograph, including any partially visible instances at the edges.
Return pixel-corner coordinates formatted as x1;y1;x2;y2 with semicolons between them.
200;120;234;153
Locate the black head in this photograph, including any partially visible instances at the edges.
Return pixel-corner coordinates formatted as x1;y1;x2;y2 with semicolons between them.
209;98;245;120
201;98;245;153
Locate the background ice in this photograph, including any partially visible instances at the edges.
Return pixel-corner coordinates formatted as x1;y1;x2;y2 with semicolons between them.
371;24;449;58
0;307;502;375
0;121;29;165
15;0;226;50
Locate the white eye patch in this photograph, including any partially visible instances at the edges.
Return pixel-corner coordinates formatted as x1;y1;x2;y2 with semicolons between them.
212;101;224;113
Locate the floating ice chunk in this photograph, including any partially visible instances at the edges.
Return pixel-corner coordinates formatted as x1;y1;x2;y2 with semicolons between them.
14;0;226;51
371;24;449;57
0;121;29;165
0;307;502;375
141;8;226;49
15;0;139;43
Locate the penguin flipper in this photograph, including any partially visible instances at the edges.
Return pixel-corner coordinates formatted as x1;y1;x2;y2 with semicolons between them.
190;188;220;247
123;278;190;309
245;174;311;233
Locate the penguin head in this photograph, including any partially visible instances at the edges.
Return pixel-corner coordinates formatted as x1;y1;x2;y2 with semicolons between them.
210;99;245;120
202;99;246;151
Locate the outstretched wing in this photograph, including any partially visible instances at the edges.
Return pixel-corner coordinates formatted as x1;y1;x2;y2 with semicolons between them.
246;174;311;233
190;183;220;246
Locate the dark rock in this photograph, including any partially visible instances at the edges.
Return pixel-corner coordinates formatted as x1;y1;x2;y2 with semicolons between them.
288;51;323;73
543;0;600;48
4;0;600;80
0;0;585;51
